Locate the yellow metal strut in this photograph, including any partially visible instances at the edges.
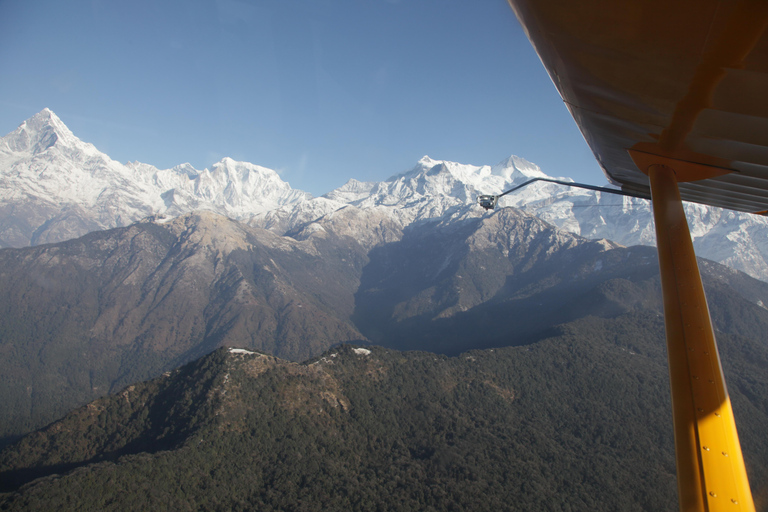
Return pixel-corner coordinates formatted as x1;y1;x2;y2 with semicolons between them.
649;165;755;512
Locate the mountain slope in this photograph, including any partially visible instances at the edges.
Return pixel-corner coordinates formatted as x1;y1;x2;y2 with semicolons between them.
350;206;768;356
0;211;366;443
2;203;768;448
505;187;768;283
1;328;766;511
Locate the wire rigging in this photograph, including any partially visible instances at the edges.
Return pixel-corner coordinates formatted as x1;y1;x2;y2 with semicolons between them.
477;177;650;210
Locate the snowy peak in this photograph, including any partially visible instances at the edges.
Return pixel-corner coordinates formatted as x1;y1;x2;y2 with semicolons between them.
209;157;285;190
491;155;551;182
314;154;768;283
172;162;200;179
2;110;768;284
313;155;588;231
395;155;564;197
407;156;488;184
1;108;82;155
195;157;311;213
0;109;312;247
323;178;377;203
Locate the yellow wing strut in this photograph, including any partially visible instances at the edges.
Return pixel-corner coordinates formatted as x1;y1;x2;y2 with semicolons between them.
649;164;755;512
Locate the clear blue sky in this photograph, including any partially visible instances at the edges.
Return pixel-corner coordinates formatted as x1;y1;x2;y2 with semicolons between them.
0;0;603;196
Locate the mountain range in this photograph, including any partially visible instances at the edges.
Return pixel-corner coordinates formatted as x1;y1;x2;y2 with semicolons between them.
1;109;767;509
2;198;768;449
3;109;768;281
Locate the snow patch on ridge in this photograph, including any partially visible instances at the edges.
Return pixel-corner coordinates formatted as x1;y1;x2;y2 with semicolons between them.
229;348;257;355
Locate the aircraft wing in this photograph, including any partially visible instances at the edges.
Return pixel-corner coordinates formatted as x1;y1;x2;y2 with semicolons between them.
507;0;768;214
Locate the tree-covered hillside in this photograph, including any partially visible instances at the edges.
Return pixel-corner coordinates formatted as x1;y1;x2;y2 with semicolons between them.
2;313;766;511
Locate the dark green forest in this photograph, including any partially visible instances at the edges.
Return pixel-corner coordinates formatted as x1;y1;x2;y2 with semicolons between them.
2;310;766;511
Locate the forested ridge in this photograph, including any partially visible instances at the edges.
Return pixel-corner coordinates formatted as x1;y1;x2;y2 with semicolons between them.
2;310;766;511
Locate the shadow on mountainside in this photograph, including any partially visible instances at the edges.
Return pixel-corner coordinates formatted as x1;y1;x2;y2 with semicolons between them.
351;219;666;355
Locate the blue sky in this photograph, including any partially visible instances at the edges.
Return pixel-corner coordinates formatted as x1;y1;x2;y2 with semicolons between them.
0;0;603;196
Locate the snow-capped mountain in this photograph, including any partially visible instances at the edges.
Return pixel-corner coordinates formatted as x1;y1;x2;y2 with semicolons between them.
322;155;557;226
501;184;768;284
0;109;310;246
3;109;768;282
249;155;564;244
278;154;766;282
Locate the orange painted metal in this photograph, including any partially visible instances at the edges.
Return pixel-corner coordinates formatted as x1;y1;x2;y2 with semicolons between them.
649;164;755;512
628;150;731;183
